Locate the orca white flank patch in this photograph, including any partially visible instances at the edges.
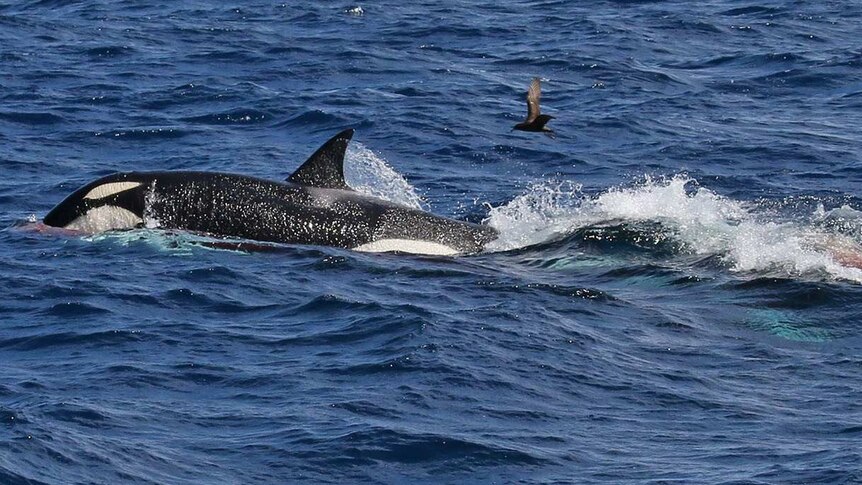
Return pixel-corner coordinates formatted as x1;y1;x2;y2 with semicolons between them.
65;206;142;233
352;238;460;256
84;182;142;200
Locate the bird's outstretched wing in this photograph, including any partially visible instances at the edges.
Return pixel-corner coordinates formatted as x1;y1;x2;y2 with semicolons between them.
525;77;541;123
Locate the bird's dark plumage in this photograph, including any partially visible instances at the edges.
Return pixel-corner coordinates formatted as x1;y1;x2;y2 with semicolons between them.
513;77;555;138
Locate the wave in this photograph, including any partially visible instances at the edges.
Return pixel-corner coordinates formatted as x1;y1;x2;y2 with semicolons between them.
180;108;271;125
135;83;244;110
0;111;65;125
273;110;349;128
93;127;191;140
485;175;862;283
82;45;133;59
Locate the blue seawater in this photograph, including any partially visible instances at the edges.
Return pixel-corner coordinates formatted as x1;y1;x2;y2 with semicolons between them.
2;1;862;483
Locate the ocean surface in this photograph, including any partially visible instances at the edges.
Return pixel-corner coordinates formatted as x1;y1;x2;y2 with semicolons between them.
2;1;862;483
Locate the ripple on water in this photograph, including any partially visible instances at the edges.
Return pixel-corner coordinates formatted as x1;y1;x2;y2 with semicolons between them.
39;301;110;317
180;108;272;125
93;127;191;140
0;111;66;125
82;45;134;59
274;109;350;128
328;427;544;467
0;330;142;351
40;402;111;428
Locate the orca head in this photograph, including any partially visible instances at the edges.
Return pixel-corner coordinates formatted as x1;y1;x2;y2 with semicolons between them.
44;174;149;233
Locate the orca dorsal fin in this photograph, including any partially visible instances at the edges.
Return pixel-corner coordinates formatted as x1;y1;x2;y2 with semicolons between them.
287;128;354;189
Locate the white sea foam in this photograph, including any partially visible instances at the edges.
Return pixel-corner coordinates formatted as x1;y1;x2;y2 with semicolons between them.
483;180;586;252
484;175;862;283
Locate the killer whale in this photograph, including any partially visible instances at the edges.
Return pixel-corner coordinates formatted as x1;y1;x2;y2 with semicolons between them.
43;129;499;255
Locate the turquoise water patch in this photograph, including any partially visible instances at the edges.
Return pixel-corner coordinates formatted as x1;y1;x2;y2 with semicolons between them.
746;308;832;342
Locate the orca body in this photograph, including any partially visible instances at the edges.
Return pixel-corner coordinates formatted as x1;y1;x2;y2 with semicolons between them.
44;129;498;255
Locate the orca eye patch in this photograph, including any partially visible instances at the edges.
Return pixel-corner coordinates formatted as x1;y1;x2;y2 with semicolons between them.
77;182;146;221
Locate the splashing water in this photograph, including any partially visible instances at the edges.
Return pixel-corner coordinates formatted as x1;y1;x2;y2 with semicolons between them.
143;180;162;230
485;175;862;283
483;180;586;252
86;229;195;256
344;142;424;210
814;203;862;239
